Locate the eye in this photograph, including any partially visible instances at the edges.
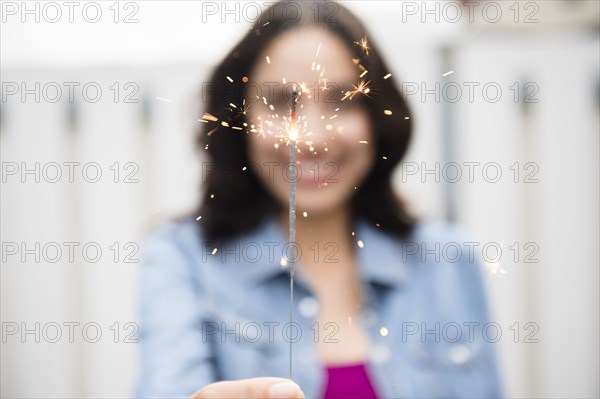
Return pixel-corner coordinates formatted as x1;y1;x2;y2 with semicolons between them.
338;95;368;111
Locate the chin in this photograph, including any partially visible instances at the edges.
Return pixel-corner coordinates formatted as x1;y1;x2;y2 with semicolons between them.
294;187;354;216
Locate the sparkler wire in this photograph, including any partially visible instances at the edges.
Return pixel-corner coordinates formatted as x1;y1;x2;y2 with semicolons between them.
289;90;298;380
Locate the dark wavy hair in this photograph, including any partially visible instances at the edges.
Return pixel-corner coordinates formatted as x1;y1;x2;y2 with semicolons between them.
195;0;416;243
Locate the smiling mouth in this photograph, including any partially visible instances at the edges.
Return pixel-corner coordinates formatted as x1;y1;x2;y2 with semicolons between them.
293;157;342;187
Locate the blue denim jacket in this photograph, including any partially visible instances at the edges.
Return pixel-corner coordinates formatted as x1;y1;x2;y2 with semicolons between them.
136;216;503;398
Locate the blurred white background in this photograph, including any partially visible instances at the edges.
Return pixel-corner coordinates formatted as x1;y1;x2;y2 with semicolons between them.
1;1;599;398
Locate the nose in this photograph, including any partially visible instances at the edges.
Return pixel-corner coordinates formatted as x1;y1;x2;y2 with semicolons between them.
299;101;335;147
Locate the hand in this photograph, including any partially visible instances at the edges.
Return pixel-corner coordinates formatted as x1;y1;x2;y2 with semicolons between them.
190;377;305;399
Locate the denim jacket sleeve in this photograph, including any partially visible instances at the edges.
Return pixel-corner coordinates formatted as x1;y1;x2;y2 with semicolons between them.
136;223;216;398
402;221;504;398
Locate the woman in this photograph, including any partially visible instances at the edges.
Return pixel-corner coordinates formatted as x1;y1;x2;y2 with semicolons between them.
137;1;502;398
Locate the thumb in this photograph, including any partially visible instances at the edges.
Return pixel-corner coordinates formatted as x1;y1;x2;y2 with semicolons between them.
190;377;305;399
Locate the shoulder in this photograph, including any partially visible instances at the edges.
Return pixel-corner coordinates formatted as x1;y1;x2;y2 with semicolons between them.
143;217;203;252
411;219;476;246
140;217;206;274
405;219;489;295
408;219;491;313
406;219;484;266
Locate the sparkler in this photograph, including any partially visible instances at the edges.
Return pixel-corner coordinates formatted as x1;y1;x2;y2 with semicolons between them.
288;90;298;380
198;36;395;382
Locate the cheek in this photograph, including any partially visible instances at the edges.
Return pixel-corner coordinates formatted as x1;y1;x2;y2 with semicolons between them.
246;134;288;190
248;130;282;163
339;113;375;160
330;107;373;144
247;134;268;163
340;114;376;187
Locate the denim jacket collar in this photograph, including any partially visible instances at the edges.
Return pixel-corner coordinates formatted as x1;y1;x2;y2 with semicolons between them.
232;215;413;288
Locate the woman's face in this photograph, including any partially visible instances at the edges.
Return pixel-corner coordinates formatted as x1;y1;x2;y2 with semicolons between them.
247;27;375;217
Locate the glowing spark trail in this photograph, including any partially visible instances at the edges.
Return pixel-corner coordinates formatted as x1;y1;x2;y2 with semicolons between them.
342;80;371;101
354;36;369;55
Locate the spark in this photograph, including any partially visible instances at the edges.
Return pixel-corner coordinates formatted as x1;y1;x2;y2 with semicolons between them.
196;215;202;221
342;80;371;101
201;113;219;122
319;67;327;79
485;240;507;275
359;140;368;144
226;76;234;83
316;42;322;57
357;240;364;248
354;36;369;55
266;56;271;64
359;70;368;78
280;256;288;268
404;116;410;120
384;110;393;116
348;316;352;327
382;156;388;160
155;96;173;103
303;211;308;217
384;73;392;80
210;194;215;199
298;81;310;94
380;327;388;337
211;248;218;255
242;166;247;171
442;70;454;77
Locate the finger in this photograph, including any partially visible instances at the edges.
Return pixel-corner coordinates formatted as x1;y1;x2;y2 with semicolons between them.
190;377;305;399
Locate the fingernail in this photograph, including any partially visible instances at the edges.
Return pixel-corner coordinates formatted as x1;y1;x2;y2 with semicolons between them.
268;381;304;399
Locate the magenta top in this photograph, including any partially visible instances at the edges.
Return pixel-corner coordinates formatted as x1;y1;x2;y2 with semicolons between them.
322;363;379;399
